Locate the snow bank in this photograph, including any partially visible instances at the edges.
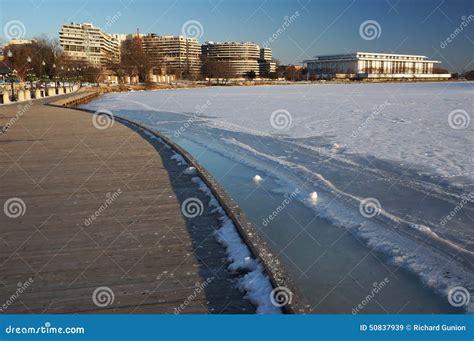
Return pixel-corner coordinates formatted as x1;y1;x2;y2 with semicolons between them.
173;156;280;313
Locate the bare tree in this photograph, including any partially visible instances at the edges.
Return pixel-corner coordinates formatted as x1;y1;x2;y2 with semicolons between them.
120;36;150;82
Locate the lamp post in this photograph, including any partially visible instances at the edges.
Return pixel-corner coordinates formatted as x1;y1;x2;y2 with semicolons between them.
7;50;16;101
42;60;47;93
72;67;77;88
52;63;57;92
60;66;64;90
7;50;17;101
26;56;32;93
77;67;82;87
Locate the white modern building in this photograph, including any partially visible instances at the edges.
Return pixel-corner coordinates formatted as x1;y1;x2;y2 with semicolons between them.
304;52;451;80
59;22;121;68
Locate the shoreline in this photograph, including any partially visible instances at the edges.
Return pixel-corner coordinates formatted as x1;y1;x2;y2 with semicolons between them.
34;78;472;108
2;78;470;108
1;94;265;314
48;92;310;314
78;85;473;314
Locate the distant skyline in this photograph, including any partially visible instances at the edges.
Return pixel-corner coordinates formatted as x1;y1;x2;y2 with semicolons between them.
1;0;473;71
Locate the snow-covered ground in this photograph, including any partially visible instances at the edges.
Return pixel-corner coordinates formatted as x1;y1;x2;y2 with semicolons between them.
94;83;472;186
83;82;474;312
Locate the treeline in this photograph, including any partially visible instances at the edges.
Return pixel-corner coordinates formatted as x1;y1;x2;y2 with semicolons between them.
1;36;102;83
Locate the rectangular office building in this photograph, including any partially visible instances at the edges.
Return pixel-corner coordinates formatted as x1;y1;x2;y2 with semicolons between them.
304;52;451;80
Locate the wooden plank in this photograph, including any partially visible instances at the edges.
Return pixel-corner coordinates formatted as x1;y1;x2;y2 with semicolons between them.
0;97;255;314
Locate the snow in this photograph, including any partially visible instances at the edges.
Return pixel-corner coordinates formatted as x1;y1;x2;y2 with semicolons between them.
82;83;474;312
188;175;280;313
86;83;473;185
184;166;196;175
169;147;280;313
170;153;187;166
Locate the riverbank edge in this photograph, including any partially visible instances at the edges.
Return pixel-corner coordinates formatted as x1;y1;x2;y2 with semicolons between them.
47;90;310;314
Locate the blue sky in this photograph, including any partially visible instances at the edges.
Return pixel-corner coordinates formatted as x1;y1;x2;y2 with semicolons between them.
1;0;473;71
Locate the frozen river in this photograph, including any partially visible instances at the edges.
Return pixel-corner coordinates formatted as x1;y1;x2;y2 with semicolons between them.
83;82;473;313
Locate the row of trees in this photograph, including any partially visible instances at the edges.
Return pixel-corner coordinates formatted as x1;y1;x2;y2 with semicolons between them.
2;35;309;84
1;36;103;84
106;36;194;82
4;36;471;84
105;35;285;82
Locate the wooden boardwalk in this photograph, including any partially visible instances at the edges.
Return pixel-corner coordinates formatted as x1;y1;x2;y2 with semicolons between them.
0;96;255;313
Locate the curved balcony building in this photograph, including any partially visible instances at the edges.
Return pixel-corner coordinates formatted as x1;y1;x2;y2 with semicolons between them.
201;42;261;77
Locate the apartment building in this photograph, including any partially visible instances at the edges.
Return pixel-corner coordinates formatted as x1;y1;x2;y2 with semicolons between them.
59;22;120;68
142;34;201;77
201;42;261;77
259;47;276;76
